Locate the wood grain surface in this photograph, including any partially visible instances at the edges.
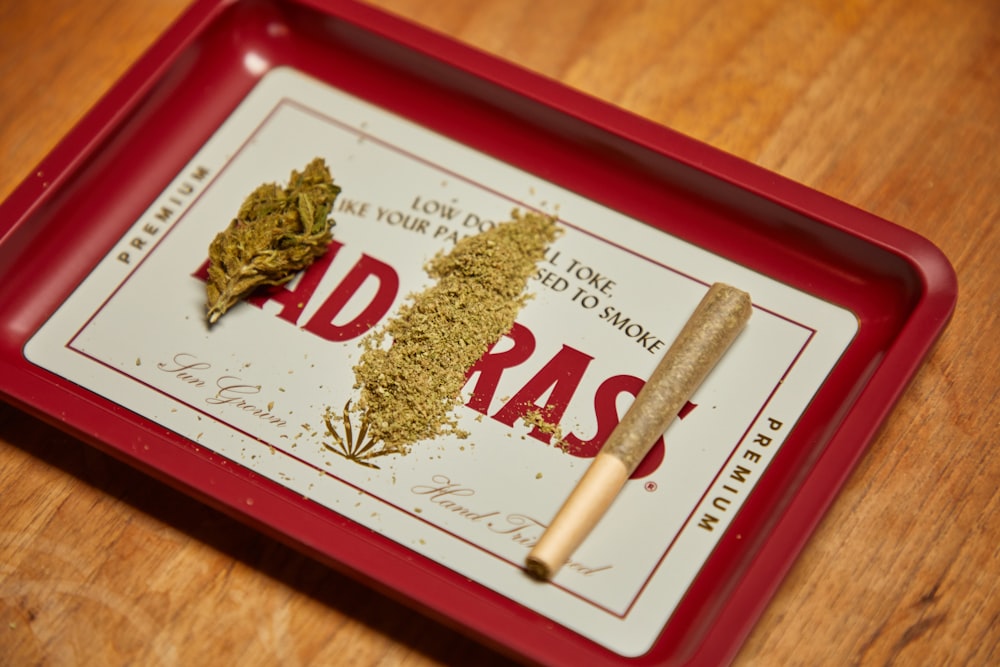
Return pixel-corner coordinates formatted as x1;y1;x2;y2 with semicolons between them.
2;0;998;665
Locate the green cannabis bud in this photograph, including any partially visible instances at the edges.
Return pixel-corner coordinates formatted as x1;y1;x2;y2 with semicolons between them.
205;157;341;325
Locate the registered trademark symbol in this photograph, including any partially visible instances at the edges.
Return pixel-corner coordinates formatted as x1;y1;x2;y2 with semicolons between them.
644;481;658;492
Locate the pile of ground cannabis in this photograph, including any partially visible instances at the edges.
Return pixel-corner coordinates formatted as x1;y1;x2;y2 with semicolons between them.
324;210;559;465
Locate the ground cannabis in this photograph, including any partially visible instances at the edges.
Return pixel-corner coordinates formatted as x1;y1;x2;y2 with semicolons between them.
524;409;567;451
323;210;561;467
205;158;341;324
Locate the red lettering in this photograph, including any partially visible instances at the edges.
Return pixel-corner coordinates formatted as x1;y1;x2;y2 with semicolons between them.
303;253;399;341
464;322;536;414
192;258;210;281
194;242;398;341
491;345;594;443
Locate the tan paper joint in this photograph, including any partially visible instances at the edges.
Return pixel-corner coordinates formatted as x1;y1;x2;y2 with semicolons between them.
525;282;752;580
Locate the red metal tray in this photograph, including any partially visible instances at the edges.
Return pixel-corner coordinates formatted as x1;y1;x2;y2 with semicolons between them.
0;1;956;665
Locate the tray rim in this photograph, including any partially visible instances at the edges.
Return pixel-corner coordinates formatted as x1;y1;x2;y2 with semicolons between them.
0;1;958;665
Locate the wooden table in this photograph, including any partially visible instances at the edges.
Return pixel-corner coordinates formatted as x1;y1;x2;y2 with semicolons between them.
2;0;997;664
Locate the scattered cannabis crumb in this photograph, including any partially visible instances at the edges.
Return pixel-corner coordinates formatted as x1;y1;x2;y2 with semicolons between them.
205;157;341;324
523;409;568;451
323;209;560;467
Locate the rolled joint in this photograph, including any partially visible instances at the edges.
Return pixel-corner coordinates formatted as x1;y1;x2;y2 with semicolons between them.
524;282;752;579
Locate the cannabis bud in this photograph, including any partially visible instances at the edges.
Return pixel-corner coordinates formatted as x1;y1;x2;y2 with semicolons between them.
205;157;341;324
